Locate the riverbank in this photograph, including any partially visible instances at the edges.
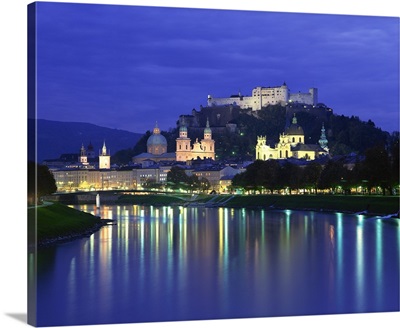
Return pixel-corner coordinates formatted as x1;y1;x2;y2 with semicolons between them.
28;203;113;249
33;194;398;249
48;191;399;216
221;194;399;216
116;193;399;217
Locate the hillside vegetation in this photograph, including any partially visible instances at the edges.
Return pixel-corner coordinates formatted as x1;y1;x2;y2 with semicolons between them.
113;105;396;163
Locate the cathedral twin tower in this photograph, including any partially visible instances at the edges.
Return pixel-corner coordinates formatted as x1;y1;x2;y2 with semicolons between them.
132;119;216;164
176;118;215;161
149;114;327;163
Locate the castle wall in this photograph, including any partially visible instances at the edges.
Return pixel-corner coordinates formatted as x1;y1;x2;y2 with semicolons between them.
252;86;289;109
289;88;317;106
207;84;316;110
207;96;254;109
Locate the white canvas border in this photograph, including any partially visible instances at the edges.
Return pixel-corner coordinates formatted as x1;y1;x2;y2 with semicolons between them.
0;1;399;327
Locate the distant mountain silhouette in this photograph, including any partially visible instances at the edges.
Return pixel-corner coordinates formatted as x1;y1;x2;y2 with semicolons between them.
29;119;143;163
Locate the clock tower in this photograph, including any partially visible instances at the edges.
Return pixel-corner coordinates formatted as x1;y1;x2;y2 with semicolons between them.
99;141;110;169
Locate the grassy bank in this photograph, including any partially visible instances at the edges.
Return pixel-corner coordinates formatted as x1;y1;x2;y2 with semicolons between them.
114;193;399;216
223;194;399;215
28;203;106;247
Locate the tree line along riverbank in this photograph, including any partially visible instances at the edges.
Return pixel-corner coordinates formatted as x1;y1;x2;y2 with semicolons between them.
116;194;399;216
47;192;399;215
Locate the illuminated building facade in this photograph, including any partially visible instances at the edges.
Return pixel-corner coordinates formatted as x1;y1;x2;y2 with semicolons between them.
132;122;175;164
52;168;135;191
99;141;111;169
176;118;215;162
207;82;318;110
256;115;329;161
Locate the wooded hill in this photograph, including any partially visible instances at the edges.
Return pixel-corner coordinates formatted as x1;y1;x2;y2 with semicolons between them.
112;105;397;164
33;119;142;163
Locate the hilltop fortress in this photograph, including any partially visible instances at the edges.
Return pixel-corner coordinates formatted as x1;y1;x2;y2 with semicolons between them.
207;82;318;110
179;82;329;137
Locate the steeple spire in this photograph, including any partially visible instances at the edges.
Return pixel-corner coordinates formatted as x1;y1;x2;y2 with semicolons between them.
79;143;87;164
292;113;297;125
80;143;86;156
99;140;110;169
318;123;329;151
204;117;212;139
102;140;107;155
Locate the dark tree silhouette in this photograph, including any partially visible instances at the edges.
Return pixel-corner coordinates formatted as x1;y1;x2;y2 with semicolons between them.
166;166;191;191
280;161;302;194
301;162;322;194
389;133;399;194
28;161;57;205
318;159;349;193
362;145;391;195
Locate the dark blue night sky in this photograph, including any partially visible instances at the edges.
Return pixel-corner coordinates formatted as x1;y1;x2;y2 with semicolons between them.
34;2;399;134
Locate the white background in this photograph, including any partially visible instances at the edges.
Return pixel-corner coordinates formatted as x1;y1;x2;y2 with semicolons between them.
0;1;399;327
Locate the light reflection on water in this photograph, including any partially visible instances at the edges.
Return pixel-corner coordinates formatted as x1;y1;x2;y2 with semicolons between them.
36;205;400;327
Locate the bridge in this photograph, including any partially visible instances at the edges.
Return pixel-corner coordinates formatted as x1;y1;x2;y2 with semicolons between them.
43;189;192;205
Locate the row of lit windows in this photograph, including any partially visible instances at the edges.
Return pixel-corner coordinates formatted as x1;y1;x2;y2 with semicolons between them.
139;174;156;178
195;172;213;177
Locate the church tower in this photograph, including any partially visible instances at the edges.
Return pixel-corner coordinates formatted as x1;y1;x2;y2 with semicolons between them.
99;140;110;169
176;122;192;162
86;141;95;159
200;118;215;160
79;143;88;164
318;123;329;152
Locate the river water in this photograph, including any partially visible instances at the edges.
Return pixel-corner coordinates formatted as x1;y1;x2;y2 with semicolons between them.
34;205;399;327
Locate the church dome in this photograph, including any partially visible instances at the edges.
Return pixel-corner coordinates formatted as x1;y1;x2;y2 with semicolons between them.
285;114;304;136
286;124;304;136
147;133;167;147
147;122;167;155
